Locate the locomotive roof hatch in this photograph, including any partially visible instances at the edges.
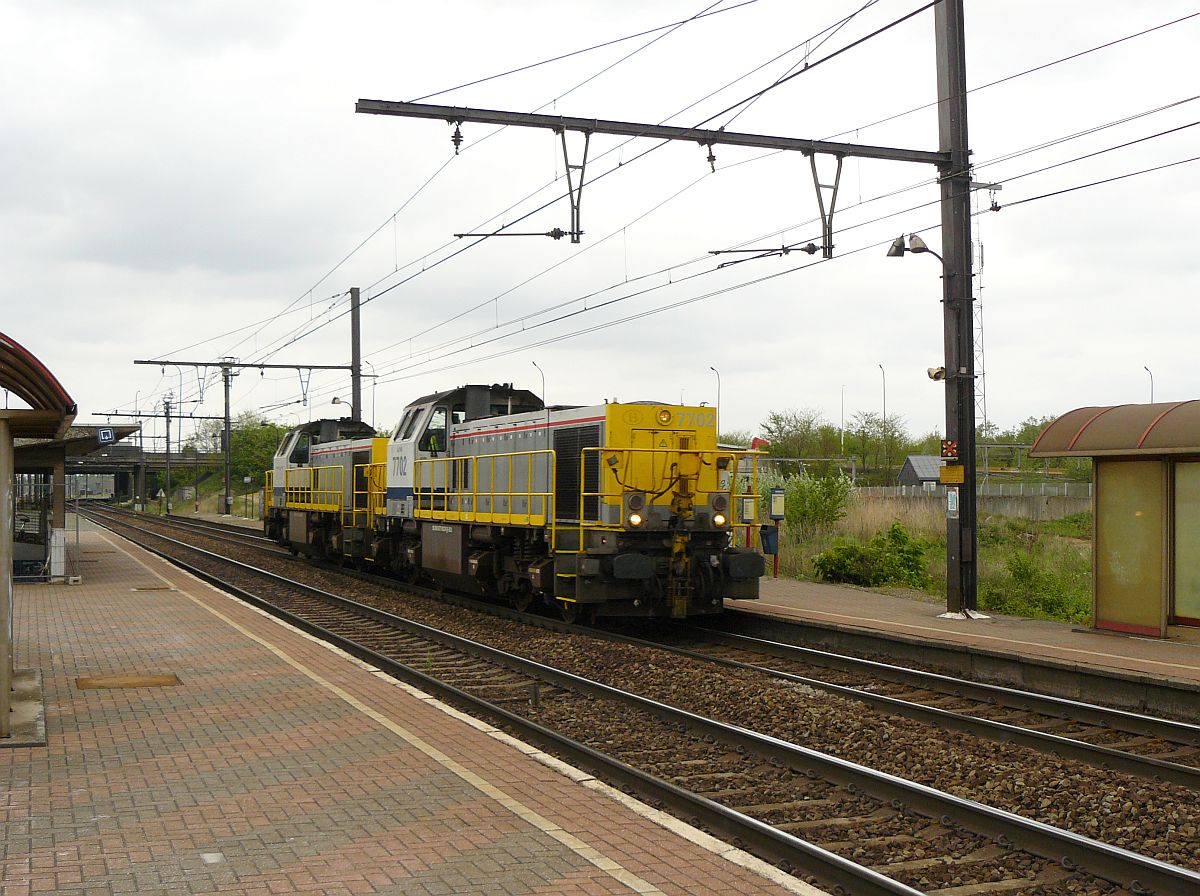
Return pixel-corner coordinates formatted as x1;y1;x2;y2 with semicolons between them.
407;383;544;422
290;417;376;445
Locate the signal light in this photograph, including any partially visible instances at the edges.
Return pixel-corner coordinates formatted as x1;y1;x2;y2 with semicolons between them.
628;513;643;527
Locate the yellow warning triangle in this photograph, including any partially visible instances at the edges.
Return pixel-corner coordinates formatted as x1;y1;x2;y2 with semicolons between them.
659;439;668;447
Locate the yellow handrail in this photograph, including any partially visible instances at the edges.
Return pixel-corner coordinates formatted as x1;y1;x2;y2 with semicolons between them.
357;461;388;529
413;450;557;547
283;464;343;511
263;469;274;517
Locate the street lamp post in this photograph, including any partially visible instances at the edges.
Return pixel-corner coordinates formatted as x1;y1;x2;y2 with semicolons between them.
840;384;845;455
878;364;887;474
531;361;546;408
1144;366;1154;403
532;361;549;437
888;232;982;618
364;360;378;429
709;366;721;433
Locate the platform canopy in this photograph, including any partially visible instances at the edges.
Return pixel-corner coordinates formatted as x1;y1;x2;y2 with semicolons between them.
1030;401;1200;458
0;331;76;439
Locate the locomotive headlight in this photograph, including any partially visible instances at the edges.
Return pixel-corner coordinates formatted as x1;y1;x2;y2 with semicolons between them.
656;409;672;426
713;513;727;528
628;512;644;527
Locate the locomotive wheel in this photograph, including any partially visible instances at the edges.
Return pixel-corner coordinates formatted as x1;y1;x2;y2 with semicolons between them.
559;600;592;625
511;586;534;613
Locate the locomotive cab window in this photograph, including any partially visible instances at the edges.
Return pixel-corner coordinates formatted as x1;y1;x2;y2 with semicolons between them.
392;409;415;440
288;433;311;465
401;407;425;441
420;407;448;453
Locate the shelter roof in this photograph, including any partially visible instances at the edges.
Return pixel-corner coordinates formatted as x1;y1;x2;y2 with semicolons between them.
1029;401;1200;457
16;425;141;456
903;455;945;480
0;331;76;439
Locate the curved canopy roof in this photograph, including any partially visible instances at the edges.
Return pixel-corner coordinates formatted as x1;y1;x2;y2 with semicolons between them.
0;331;76;439
1030;401;1200;457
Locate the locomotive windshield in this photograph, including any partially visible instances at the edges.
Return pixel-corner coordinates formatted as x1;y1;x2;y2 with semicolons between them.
420;407;448;452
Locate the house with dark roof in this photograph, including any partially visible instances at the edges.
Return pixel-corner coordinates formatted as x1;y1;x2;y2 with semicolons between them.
897;454;944;487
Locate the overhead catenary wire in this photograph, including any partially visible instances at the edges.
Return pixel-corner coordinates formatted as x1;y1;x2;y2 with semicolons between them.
819;8;1200;143
244;0;759;366
408;1;763;103
137;91;1200;421
996;154;1200;211
131;6;1200;419
276;0;938;361
373;106;1200;373
236;111;1200;417
291;2;1197;361
351;138;1199;390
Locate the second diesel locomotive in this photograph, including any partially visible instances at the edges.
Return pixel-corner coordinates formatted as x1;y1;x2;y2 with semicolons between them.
264;383;765;620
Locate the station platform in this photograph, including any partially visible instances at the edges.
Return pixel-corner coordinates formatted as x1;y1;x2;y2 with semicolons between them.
728;578;1200;690
4;526;814;896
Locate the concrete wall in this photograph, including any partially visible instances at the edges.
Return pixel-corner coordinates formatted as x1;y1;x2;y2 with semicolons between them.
860;493;1090;521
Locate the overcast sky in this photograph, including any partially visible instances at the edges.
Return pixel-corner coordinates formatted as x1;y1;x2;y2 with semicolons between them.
4;1;1198;450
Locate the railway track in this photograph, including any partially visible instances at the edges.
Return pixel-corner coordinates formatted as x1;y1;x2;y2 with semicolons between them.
81;506;1200;896
713;611;1200;722
638;625;1200;789
121;508;1200;789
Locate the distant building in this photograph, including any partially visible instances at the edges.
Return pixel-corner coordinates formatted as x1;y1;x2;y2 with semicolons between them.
897;454;944;488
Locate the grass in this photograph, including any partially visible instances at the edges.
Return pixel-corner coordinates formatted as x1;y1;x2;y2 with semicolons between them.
762;495;1093;625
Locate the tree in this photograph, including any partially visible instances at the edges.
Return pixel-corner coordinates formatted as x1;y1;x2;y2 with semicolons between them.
233;420;290;487
759;408;827;458
718;428;753;448
182;413;292;491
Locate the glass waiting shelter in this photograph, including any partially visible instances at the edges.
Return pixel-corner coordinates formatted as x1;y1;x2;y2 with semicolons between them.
1031;401;1200;636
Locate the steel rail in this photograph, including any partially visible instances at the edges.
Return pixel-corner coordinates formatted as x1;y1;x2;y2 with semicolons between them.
84;511;920;896
718;609;1200;720
611;629;1200;789
91;506;283;553
88;510;1200;896
683;625;1200;746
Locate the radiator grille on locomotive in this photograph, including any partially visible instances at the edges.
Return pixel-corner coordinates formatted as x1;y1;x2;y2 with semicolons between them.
554;424;600;521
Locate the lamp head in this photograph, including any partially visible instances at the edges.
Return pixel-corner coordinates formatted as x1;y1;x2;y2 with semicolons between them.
927;367;947;381
886;236;907;257
908;233;931;254
331;397;343;405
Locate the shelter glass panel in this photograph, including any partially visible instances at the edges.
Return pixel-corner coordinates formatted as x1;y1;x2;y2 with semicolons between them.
1173;461;1200;625
1095;460;1163;635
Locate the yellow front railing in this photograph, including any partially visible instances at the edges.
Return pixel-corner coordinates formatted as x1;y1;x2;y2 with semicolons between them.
352;461;388;529
577;447;763;546
283;464;343;511
413;450;556;540
263;469;274;517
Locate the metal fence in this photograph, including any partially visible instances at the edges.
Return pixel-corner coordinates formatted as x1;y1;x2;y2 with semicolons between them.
857;481;1093;499
11;475;83;582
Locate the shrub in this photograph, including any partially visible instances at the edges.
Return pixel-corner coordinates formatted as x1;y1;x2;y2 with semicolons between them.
812;523;931;589
1040;511;1092;540
785;473;853;537
978;538;1091;624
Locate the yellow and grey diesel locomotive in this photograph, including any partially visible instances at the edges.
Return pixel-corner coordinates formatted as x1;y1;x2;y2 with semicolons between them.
264;383;764;621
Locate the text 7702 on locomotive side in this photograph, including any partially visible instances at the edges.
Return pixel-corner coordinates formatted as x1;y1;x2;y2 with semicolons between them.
264;383;765;621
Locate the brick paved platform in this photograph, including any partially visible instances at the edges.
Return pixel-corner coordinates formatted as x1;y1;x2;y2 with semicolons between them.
729;578;1200;688
4;528;818;896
